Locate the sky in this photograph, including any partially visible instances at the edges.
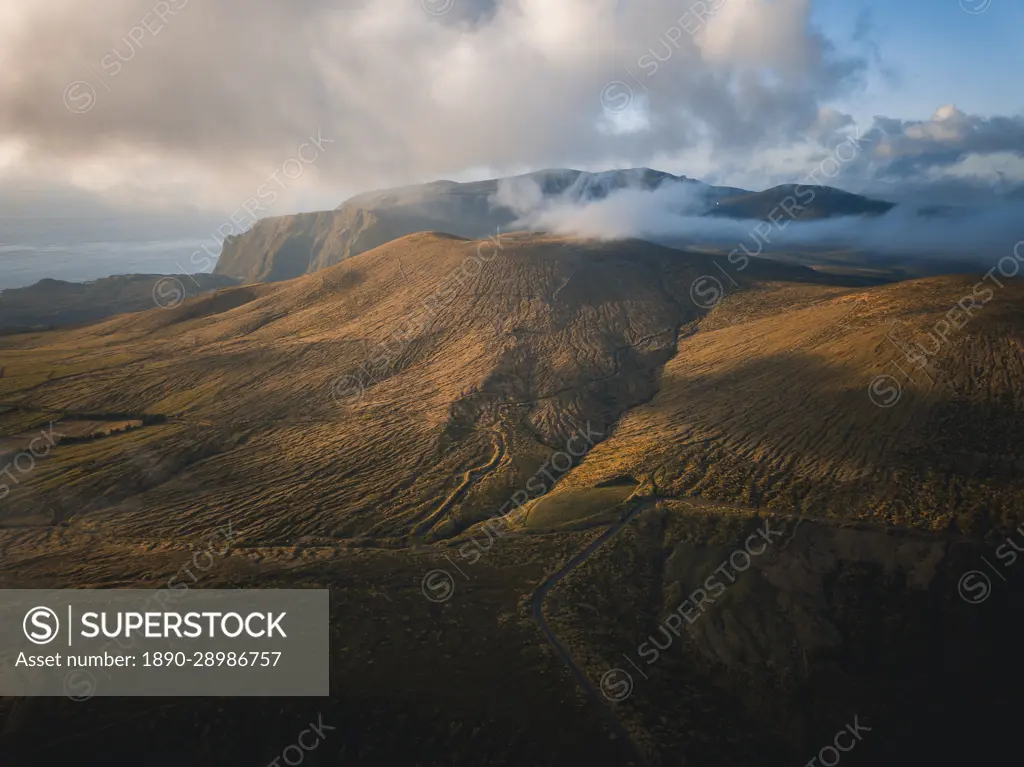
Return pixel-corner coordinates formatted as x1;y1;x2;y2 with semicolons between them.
0;0;1020;222
814;0;1023;121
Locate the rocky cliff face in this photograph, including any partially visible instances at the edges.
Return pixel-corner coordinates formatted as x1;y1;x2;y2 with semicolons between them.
216;208;367;283
214;197;511;283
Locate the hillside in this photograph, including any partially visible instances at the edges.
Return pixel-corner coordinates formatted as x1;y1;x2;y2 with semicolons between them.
0;273;238;332
3;231;1022;543
0;232;848;538
1;232;1023;766
0;233;827;536
708;184;895;221
555;275;1024;535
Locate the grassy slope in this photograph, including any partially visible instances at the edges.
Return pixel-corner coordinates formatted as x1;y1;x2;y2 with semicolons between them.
2;231;1022;544
2;234;1024;766
2;232;813;542
562;275;1024;535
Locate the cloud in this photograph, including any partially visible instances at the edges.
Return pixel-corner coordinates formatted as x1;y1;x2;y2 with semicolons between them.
494;174;1024;263
494;173;711;239
0;0;867;213
0;0;1019;217
835;106;1024;201
682;104;1024;204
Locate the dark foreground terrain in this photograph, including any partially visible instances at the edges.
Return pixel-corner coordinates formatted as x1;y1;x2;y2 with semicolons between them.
1;232;1023;765
2;505;1022;767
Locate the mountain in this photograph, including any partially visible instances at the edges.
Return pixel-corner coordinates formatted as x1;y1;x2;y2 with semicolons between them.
214;168;704;283
2;231;1021;766
0;273;238;332
5;231;1020;537
706;183;895;220
213;169;890;284
1;232;843;535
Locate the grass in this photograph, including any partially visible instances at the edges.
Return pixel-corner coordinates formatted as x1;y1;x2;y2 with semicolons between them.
520;486;635;531
0;234;1021;543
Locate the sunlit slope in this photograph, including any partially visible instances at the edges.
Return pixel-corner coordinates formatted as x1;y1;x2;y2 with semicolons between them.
1;233;824;542
562;276;1024;534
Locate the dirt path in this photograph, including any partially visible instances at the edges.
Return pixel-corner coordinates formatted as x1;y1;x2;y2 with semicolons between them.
411;426;507;537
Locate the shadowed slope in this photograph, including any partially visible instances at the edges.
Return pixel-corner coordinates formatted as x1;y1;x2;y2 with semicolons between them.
0;273;239;331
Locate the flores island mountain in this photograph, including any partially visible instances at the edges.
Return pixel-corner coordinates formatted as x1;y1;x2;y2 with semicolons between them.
212;168;898;284
0;169;902;334
1;216;1022;765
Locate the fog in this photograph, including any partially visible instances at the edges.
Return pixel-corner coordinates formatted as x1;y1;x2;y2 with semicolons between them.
493;176;1024;263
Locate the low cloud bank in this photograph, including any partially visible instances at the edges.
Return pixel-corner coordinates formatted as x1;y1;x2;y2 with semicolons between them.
492;176;1024;263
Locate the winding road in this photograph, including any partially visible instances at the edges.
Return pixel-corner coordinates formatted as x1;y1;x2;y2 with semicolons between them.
530;501;651;766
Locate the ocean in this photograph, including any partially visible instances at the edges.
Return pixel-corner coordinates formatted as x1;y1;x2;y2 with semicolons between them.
0;216;226;291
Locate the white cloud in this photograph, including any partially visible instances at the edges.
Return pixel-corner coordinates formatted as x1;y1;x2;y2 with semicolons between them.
0;0;1018;216
0;0;869;214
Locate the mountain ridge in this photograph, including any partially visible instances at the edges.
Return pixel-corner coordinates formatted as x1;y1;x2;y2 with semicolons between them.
213;168;893;284
0;272;238;332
